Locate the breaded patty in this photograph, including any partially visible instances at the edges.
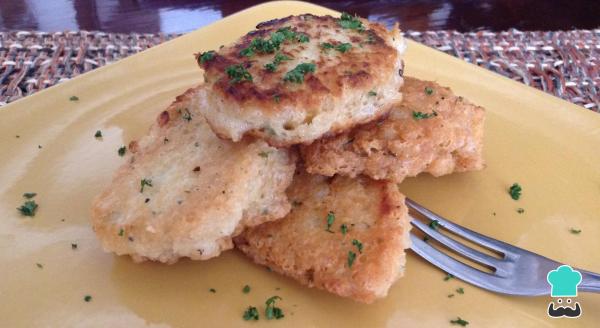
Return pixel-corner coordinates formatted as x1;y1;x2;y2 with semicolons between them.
91;88;296;264
301;77;485;182
234;170;410;303
195;13;405;146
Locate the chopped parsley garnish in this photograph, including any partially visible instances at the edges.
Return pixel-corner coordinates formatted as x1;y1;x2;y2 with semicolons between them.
243;306;259;321
226;64;253;84
320;42;334;51
240;27;306;58
508;183;522;200
335;43;352;53
325;211;335;232
69;96;79;101
517;208;525;214
199;50;216;64
71;243;78;250
368;90;377;96
444;273;454;281
118;146;126;156
209;288;216;293
412;110;438;120
448;294;455;298
84;295;92;302
570;228;582;234
284;63;316;83
352;239;363;253
425;86;434;95
321;42;352;53
296;33;309;43
94;130;102;138
450;317;469;326
338;12;365;32
23;192;37;199
118;228;124;237
36;263;43;269
456;287;464;294
180;108;192;121
265;296;284;320
428;219;440;230
347;251;357;268
140;178;153;193
273;95;281;103
242;285;251;294
265;53;292;72
18;200;38;217
340;223;348;235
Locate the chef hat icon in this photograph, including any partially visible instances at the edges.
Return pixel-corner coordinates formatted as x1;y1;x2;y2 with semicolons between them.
547;265;582;297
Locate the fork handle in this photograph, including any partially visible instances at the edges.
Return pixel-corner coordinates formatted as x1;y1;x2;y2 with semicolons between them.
579;269;600;293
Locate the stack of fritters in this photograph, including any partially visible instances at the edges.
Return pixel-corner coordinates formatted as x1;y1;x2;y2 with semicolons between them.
92;13;485;303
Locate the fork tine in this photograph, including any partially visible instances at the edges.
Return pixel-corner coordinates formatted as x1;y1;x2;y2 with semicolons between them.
411;218;506;270
406;198;518;255
410;234;516;295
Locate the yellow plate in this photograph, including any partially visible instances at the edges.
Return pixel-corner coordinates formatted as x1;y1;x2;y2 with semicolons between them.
1;1;599;327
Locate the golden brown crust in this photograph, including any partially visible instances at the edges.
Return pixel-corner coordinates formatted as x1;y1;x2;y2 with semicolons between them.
195;14;405;145
91;87;296;264
235;170;411;303
301;77;485;182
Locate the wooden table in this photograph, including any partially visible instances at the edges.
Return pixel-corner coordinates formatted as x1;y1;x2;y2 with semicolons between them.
0;0;599;33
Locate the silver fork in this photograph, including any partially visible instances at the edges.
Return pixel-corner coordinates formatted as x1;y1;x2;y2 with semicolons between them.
407;198;600;295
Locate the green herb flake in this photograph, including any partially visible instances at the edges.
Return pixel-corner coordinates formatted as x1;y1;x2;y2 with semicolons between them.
425;86;434;95
242;285;251;294
429;219;440;230
181;108;192;122
118;228;124;237
69;96;79;101
448;294;455;298
444;273;454;281
243;306;259;321
352;239;363;253
36;263;43;269
570;228;582;234
456;287;464;294
199;50;216;64
412;110;438;120
23;192;37;199
320;42;334;51
17;200;38;217
325;211;335;232
265;53;292;72
273;95;281;103
338;12;365;32
347;251;357;268
258;151;270;158
450;317;469;326
226;64;253;84
118;146;126;157
71;243;78;250
517;208;525;214
340;223;348;235
265;296;284;320
140;178;153;193
296;33;309;43
84;295;92;302
508;183;522;200
284;63;316;83
335;43;352;53
94;130;102;138
209;288;216;293
368;90;377;96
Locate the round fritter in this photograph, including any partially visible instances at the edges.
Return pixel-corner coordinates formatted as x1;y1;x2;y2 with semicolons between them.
235;170;411;303
91;88;296;264
196;13;405;146
301;77;485;182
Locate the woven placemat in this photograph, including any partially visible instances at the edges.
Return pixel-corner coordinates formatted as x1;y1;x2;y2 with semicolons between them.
1;29;599;111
